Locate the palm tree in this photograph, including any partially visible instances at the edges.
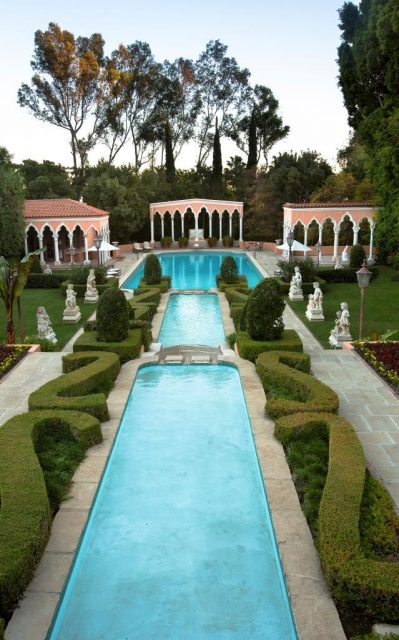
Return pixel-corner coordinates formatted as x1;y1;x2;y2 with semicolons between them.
0;250;43;344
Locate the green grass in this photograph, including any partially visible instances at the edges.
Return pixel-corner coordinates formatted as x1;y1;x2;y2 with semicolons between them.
0;288;96;349
286;266;399;347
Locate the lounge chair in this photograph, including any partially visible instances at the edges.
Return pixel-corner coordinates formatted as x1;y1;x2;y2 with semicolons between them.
133;243;143;253
143;241;152;251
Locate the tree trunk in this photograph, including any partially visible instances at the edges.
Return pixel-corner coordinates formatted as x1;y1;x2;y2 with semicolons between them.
6;306;15;344
17;297;25;343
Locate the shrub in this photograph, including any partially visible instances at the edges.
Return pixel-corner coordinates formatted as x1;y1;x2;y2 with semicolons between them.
0;410;101;621
216;276;248;291
178;236;188;248
222;235;234;247
245;278;285;340
256;350;339;418
70;265;107;285
25;336;59;352
73;330;143;364
144;253;162;284
129;319;152;350
236;330;303;362
138;276;170;293
207;236;218;247
97;288;129;343
350;244;367;269
223;286;249;304
84;319;97;332
60;278;118;298
230;304;246;331
220;256;238;284
275;275;327;296
27;273;66;288
277;257;315;284
160;236;173;248
226;333;236;349
29;256;43;274
275;412;399;620
29;351;120;420
314;266;379;283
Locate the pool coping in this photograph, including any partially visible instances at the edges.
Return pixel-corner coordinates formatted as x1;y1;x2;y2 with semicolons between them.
6;296;345;640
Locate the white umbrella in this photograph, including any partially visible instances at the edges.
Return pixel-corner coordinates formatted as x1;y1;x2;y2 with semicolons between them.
88;240;118;252
276;240;311;252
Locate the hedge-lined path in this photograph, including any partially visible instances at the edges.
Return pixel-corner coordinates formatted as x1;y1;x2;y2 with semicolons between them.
0;352;63;426
279;283;399;509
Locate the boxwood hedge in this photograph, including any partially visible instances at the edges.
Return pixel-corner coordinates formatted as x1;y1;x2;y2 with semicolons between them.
138;276;170;292
256;350;339;418
275;412;399;620
0;410;101;622
275;275;327;295
60;278;118;298
236;330;303;362
73;330;142;364
29;351;120;420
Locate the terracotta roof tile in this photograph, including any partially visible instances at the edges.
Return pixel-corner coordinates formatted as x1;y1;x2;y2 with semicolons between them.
24;199;109;219
283;201;377;209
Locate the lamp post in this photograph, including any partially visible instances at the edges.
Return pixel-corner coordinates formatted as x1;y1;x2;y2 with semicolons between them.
286;231;294;264
315;242;322;269
356;260;372;340
94;234;102;267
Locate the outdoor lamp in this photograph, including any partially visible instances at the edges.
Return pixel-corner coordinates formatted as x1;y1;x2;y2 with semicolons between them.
94;234;102;267
356;259;372;340
286;231;294;264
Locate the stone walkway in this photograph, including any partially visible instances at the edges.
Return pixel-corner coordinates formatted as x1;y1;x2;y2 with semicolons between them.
255;250;399;508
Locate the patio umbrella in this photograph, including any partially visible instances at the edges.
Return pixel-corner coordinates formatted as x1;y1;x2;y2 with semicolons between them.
276;240;311;253
88;240;118;252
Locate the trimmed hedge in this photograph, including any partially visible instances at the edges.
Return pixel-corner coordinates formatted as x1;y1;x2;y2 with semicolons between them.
216;275;248;291
230;303;246;331
275;275;327;295
236;330;303;362
60;278;118;298
26;273;66;288
223;286;250;304
73;330;142;364
132;287;161;305
138;276;170;292
129;304;151;321
128;288;161;320
97;288;129;343
256;350;339;418
29;351;120;420
275;412;399;620
0;410;101;621
314;266;379;283
144;253;162;284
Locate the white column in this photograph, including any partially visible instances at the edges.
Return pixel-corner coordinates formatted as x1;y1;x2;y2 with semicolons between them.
194;214;199;238
239;216;243;242
369;225;374;260
24;235;28;256
38;233;45;263
171;216;175;241
84;235;89;263
229;215;232;237
209;212;213;238
219;214;223;241
318;225;323;244
304;226;308;249
283;224;288;243
54;231;60;264
353;225;359;245
161;216;165;239
150;217;155;244
333;226;340;260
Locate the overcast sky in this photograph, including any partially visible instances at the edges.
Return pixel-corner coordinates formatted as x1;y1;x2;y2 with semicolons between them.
0;0;351;169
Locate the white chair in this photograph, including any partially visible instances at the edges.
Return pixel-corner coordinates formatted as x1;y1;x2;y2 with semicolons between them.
143;241;152;251
133;243;143;253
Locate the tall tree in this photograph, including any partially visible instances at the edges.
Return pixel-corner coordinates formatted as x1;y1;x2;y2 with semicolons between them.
0;166;25;259
211;119;223;198
164;122;176;184
18;159;75;199
246;110;258;169
18;23;106;189
195;40;251;167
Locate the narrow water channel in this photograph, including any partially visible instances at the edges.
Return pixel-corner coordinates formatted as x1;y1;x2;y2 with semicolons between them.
158;294;225;347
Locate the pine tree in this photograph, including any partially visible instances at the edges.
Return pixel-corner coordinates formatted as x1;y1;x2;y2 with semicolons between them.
211;119;223;198
0;167;25;259
246;109;258;169
165;122;175;184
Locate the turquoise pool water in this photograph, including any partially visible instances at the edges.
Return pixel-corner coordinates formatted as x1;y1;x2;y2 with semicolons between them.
123;251;263;290
49;365;297;640
158;294;225;347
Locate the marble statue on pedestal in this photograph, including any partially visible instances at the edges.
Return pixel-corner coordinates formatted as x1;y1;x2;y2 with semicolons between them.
288;266;304;300
341;245;349;264
63;284;81;323
306;282;324;321
84;269;99;304
329;301;352;348
36;306;57;343
43;263;52;275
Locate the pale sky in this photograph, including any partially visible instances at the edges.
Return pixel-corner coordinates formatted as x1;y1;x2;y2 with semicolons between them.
0;0;350;169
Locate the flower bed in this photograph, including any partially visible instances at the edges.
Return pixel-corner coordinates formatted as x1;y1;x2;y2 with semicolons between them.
355;341;399;390
0;345;28;380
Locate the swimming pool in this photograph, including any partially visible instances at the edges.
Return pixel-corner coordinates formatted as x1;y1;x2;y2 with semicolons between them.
123;251;263;290
49;364;297;639
158;294;225;347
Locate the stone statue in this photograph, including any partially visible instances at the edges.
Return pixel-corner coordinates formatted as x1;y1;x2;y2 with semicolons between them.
36;306;57;343
288;266;304;301
341;245;349;263
63;284;81;323
334;257;343;270
84;268;99;304
43;263;52;275
306;282;324;321
329;301;352;348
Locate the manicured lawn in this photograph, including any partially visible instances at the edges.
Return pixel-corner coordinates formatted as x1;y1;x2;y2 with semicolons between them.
0;288;95;348
286;266;399;347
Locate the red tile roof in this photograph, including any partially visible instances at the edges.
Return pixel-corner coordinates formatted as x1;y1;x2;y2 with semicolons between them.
24;199;109;219
284;201;377;209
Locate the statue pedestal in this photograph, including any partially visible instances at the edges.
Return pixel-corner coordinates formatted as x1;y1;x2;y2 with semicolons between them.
306;307;325;321
329;332;352;349
63;309;81;324
84;292;99;304
289;291;304;301
42;330;57;344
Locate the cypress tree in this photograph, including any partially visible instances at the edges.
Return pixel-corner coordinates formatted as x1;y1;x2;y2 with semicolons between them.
246;109;258;169
211;118;223;197
165;122;175;184
0;167;25;259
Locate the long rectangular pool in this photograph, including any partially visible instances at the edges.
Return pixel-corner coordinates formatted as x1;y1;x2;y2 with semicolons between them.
158;294;225;347
49;364;297;639
123;251;263;290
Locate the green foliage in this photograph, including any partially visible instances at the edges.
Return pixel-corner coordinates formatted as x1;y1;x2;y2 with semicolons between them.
29;256;43;274
222;235;234;247
278;257;316;283
73;330;143;364
226;332;236;349
211;120;223;198
138;276;170;293
160;236;173;248
216;276;248;291
246;109;258;169
220;256;238;284
245;278;285;340
207;236;218;247
26;272;67;288
359;474;399;560
61;278;118;298
0;166;25;259
18;159;75;199
0;410;101;621
256;351;339;418
178;236;189;248
165;122;176;184
314;266;379;283
236;329;302;362
144;253;162;284
97;288;129;343
29;351;120;420
350;244;366;269
70;265;106;285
